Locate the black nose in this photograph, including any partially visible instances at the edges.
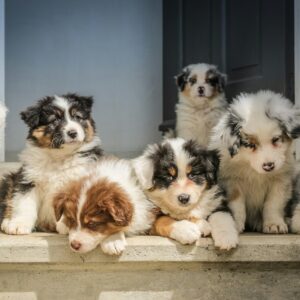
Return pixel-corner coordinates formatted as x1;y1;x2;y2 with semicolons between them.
177;194;190;204
70;240;81;251
67;130;78;139
262;162;275;172
198;86;205;96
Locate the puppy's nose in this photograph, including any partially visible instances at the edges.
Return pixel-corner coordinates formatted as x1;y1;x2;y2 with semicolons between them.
67;130;78;139
262;162;275;172
177;193;190;204
70;240;82;251
198;86;205;96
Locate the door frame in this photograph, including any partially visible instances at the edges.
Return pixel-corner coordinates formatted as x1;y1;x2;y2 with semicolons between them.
295;0;300;157
0;0;5;162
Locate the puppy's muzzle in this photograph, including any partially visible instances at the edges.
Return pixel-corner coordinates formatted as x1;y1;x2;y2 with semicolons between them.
198;86;205;96
67;130;78;139
262;162;275;172
177;193;190;205
70;240;82;251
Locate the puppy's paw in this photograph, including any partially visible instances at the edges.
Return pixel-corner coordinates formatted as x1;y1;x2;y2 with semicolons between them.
56;220;69;234
170;220;201;245
235;219;245;233
263;220;288;234
101;234;127;255
197;219;211;237
1;218;33;235
213;230;239;251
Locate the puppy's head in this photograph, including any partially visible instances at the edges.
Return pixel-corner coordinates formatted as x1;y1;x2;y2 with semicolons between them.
53;178;133;253
212;90;300;174
20;93;96;149
176;63;226;103
133;138;219;214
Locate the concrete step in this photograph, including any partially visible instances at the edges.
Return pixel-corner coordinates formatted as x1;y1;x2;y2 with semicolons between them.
0;233;300;300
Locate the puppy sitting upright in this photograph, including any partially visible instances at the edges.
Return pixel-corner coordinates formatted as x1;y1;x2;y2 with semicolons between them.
176;63;227;146
0;94;103;234
133;138;238;250
210;90;300;233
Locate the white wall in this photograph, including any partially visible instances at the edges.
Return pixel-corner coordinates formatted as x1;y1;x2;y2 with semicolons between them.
5;0;162;161
0;0;4;161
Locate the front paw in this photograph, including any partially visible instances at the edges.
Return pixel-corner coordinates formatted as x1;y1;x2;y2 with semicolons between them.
101;235;127;255
263;220;288;234
213;230;239;251
170;220;201;245
1;218;33;235
197;220;211;237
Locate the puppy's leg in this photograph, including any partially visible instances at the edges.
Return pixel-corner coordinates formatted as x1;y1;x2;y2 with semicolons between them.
289;203;300;233
151;215;201;245
263;180;290;234
101;231;127;256
208;211;239;250
1;189;38;235
228;186;246;233
195;219;211;237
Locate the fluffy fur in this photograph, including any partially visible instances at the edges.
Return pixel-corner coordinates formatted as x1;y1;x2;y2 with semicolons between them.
53;158;156;255
0;94;103;234
133;138;238;250
175;63;227;146
210;90;300;233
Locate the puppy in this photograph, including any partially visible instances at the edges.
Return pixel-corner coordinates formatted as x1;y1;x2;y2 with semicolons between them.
53;158;155;255
175;63;227;146
133;138;238;250
210;90;300;233
0;93;103;234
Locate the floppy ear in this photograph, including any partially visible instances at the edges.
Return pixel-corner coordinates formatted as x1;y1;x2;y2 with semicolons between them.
20;104;41;128
211;109;242;157
204;150;220;186
53;192;68;221
206;69;227;93
132;155;154;190
175;68;190;92
64;93;94;112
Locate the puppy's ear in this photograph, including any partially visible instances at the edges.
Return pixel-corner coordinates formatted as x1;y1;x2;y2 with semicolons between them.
20;104;41;128
206;68;227;93
211;109;242;157
132;155;154;190
65;93;94;111
204;150;220;186
53;192;68;221
175;68;190;91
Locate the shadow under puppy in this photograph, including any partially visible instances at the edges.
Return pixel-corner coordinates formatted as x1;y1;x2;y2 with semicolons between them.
0;94;103;234
175;63;227;146
210;90;300;233
133;138;238;250
53;158;156;255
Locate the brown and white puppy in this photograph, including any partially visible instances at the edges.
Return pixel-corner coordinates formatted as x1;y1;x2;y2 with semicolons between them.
133;138;238;250
210;90;300;233
176;63;227;146
0;94;103;235
53;158;155;255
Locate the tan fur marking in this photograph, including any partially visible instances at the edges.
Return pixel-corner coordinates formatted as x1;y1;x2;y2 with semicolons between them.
150;215;177;237
32;126;52;148
85;120;95;142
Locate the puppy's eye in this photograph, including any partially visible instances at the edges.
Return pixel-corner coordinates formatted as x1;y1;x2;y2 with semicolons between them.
86;221;102;229
48;115;57;123
74;114;83;121
272;136;281;145
249;143;257;150
189;78;197;85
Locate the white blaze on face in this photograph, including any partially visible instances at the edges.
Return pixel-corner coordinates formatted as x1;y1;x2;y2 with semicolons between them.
53;96;85;144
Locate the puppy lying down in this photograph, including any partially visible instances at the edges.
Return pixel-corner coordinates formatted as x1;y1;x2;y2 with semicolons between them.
133;138;238;250
53;158;155;255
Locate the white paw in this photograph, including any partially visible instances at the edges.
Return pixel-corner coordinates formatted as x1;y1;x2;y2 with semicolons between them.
101;235;127;255
56;220;69;234
213;230;239;251
170;220;201;245
197;219;211;237
235;219;245;233
263;220;288;234
1;218;33;235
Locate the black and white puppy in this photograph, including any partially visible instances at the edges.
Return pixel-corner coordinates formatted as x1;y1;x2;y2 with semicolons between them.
210;90;300;233
133;138;238;250
0;93;103;234
176;63;227;146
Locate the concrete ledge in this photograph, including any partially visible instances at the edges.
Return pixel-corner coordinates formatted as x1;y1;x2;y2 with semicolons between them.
1;233;300;263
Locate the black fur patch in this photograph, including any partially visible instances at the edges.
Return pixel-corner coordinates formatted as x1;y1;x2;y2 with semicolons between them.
184;140;220;188
0;168;34;222
226;111;243;157
148;143;176;189
205;68;226;93
175;69;190;92
78;146;103;161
